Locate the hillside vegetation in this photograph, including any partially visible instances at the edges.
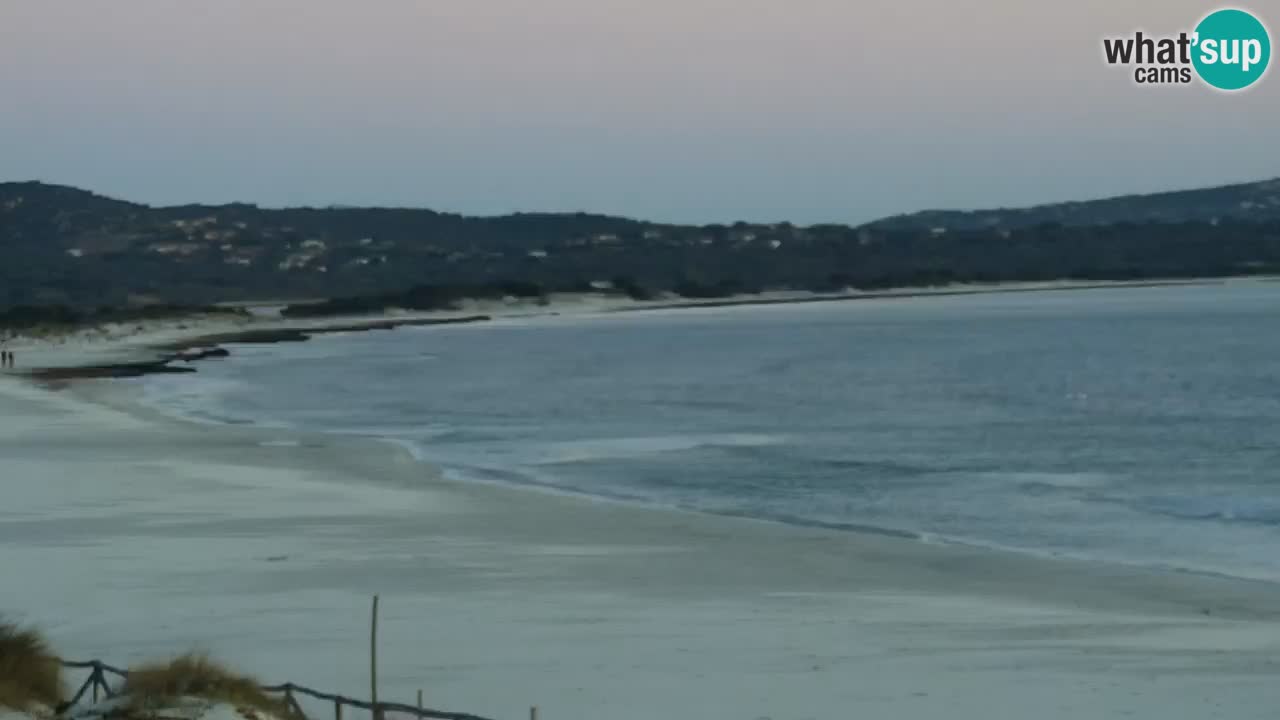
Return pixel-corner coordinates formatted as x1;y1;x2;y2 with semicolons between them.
2;178;1279;310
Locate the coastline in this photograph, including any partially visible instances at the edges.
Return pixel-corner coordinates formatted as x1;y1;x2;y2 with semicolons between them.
72;362;1280;611
4;297;1280;718
3;276;1248;381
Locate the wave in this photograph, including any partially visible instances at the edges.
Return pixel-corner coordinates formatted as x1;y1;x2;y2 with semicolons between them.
991;471;1113;489
324;425;500;444
428;460;1280;584
527;433;786;465
1131;494;1280;526
135;370;1280;585
135;375;292;428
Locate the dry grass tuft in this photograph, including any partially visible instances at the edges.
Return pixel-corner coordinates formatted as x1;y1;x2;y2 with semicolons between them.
124;653;297;718
0;619;65;711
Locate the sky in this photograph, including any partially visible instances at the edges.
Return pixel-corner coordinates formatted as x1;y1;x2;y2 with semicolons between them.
1;0;1276;224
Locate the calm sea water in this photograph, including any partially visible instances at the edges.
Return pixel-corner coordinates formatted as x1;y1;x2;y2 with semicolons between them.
140;283;1280;581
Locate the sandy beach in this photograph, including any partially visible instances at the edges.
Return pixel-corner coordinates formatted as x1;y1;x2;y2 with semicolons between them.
0;279;1235;375
4;294;1280;720
7;0;1280;715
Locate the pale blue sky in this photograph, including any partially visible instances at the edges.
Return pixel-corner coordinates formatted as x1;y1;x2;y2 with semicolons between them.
1;1;1275;224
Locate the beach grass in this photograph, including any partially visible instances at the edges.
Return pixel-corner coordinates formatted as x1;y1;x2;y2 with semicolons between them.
0;619;65;711
124;653;298;718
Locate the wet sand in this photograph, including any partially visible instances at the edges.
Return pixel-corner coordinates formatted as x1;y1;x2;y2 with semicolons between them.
3;364;1280;720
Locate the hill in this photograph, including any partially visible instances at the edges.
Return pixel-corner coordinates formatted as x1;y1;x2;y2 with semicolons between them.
868;178;1280;231
2;178;1280;310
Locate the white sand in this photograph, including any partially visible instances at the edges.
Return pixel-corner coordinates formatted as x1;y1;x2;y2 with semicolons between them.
50;695;290;720
3;325;1280;720
1;278;1244;370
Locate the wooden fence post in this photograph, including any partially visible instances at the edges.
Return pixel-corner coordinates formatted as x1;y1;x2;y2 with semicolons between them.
96;666;112;701
286;687;306;719
530;706;539;720
416;689;423;716
91;665;99;704
370;594;380;720
333;700;342;720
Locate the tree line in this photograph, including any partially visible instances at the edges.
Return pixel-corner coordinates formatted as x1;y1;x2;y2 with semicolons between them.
3;181;1280;314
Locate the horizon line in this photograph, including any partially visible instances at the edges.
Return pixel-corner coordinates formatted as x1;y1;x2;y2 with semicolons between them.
3;173;1277;228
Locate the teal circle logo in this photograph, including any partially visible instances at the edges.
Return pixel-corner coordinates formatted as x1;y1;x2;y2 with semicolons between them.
1192;9;1271;90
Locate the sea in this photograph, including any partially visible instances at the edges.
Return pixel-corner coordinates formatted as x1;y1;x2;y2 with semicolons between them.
137;282;1280;583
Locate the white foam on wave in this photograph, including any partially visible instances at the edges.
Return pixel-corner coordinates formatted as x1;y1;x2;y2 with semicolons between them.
135;374;261;425
979;471;1113;489
134;370;306;432
1136;493;1280;525
378;436;432;462
530;433;785;465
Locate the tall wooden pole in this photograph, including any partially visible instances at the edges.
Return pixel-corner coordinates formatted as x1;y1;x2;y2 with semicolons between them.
371;594;380;720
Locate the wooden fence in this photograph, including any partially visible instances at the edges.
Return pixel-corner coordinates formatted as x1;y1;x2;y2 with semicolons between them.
59;660;500;720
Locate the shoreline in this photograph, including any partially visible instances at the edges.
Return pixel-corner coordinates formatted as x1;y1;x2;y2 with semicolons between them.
5;276;1243;381
21;283;1280;602
9;274;1280;596
21;315;493;384
12;274;1280;589
6;280;1280;718
608;278;1225;314
39;371;1280;618
81;363;1280;592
